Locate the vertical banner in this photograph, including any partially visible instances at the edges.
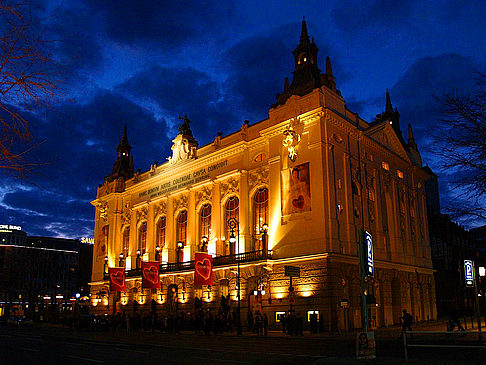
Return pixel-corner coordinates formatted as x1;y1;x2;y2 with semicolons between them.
464;260;474;287
109;267;126;292
141;261;161;289
194;252;213;285
364;231;374;277
281;162;311;215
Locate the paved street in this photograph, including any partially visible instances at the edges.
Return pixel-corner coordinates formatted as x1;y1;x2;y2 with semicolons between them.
1;321;486;364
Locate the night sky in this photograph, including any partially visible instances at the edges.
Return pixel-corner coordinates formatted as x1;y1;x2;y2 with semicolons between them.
1;0;485;238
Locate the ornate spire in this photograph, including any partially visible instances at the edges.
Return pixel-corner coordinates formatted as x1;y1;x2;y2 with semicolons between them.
117;124;131;156
105;125;134;183
300;17;310;44
408;123;417;150
385;89;393;113
326;56;333;76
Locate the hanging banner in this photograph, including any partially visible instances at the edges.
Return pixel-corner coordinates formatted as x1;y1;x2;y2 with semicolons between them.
109;267;126;292
141;261;161;289
194;252;213;285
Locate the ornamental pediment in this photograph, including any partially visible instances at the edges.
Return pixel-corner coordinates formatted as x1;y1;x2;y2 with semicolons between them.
365;122;410;163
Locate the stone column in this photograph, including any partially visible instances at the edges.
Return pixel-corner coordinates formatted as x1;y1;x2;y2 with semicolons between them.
239;171;249;253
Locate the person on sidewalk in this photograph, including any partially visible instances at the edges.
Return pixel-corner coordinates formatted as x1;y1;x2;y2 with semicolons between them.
263;313;268;336
400;309;413;339
449;308;465;332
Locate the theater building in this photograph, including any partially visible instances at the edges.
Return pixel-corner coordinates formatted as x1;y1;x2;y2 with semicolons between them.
89;20;436;330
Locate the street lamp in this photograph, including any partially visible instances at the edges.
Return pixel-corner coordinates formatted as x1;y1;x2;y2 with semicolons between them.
104;255;108;274
136;249;141;269
228;217;242;336
201;235;208;252
118;253;124;267
177;241;184;264
260;222;268;253
155;245;161;262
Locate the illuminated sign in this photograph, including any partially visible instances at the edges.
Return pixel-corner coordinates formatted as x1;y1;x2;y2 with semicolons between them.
364;231;374;277
0;224;22;232
464;260;475;287
81;237;95;244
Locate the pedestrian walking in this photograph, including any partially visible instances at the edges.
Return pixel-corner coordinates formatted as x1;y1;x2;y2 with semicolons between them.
263;313;268;336
400;309;413;338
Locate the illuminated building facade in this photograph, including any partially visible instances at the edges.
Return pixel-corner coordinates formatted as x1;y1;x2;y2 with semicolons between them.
90;20;436;330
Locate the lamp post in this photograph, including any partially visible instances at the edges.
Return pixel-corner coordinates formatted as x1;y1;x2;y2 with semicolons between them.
228;217;242;336
260;222;268;253
201;235;208;252
104;255;108;274
177;241;184;264
136;249;141;269
118;253;124;267
155;245;161;262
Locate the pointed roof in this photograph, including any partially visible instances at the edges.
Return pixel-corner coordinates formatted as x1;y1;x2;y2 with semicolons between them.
385;89;393;113
300;17;310;44
408;123;417;149
326;56;333;76
117;124;131;153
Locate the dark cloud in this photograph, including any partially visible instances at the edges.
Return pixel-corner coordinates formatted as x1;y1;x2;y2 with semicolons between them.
389;53;478;140
45;3;104;78
84;0;233;49
0;90;167;238
221;22;334;122
331;0;414;33
117;65;236;144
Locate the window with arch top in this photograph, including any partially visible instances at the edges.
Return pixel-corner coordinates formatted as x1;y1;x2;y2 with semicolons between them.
138;221;147;254
225;196;239;255
157;216;166;249
199;203;211;251
252;187;268;251
176;210;188;245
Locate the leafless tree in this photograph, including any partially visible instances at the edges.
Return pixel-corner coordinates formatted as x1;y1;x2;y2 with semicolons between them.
431;73;486;223
0;1;59;177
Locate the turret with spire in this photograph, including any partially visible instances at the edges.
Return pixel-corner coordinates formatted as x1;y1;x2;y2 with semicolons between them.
374;90;403;143
105;125;135;183
274;17;339;107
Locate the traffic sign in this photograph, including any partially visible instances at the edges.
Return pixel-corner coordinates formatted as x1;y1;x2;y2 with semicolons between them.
285;265;300;277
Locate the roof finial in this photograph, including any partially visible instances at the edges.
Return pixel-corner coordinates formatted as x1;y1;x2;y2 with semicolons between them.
385;89;393;113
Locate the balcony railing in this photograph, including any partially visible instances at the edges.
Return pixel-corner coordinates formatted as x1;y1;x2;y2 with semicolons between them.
104;249;272;280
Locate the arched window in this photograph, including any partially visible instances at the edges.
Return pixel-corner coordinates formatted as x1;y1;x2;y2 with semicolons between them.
122;226;130;263
156;216;166;249
199;204;211;252
138;221;147;254
176;210;187;263
252;187;268;251
225;196;239;255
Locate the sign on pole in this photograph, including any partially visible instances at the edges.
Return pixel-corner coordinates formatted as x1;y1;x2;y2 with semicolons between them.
364;231;374;277
464;259;475;287
285;265;301;277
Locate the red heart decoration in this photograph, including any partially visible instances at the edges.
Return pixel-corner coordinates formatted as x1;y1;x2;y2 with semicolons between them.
195;258;212;281
110;271;124;288
143;266;159;285
292;195;305;209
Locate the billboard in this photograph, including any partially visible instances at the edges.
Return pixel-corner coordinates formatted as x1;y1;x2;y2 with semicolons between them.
364;231;374;277
464;260;474;287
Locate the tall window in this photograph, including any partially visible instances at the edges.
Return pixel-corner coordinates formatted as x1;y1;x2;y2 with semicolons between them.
199;204;211;251
225;196;239;255
176;211;187;263
176;210;188;245
157;216;166;249
122;226;130;262
138;221;147;254
252;187;268;251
